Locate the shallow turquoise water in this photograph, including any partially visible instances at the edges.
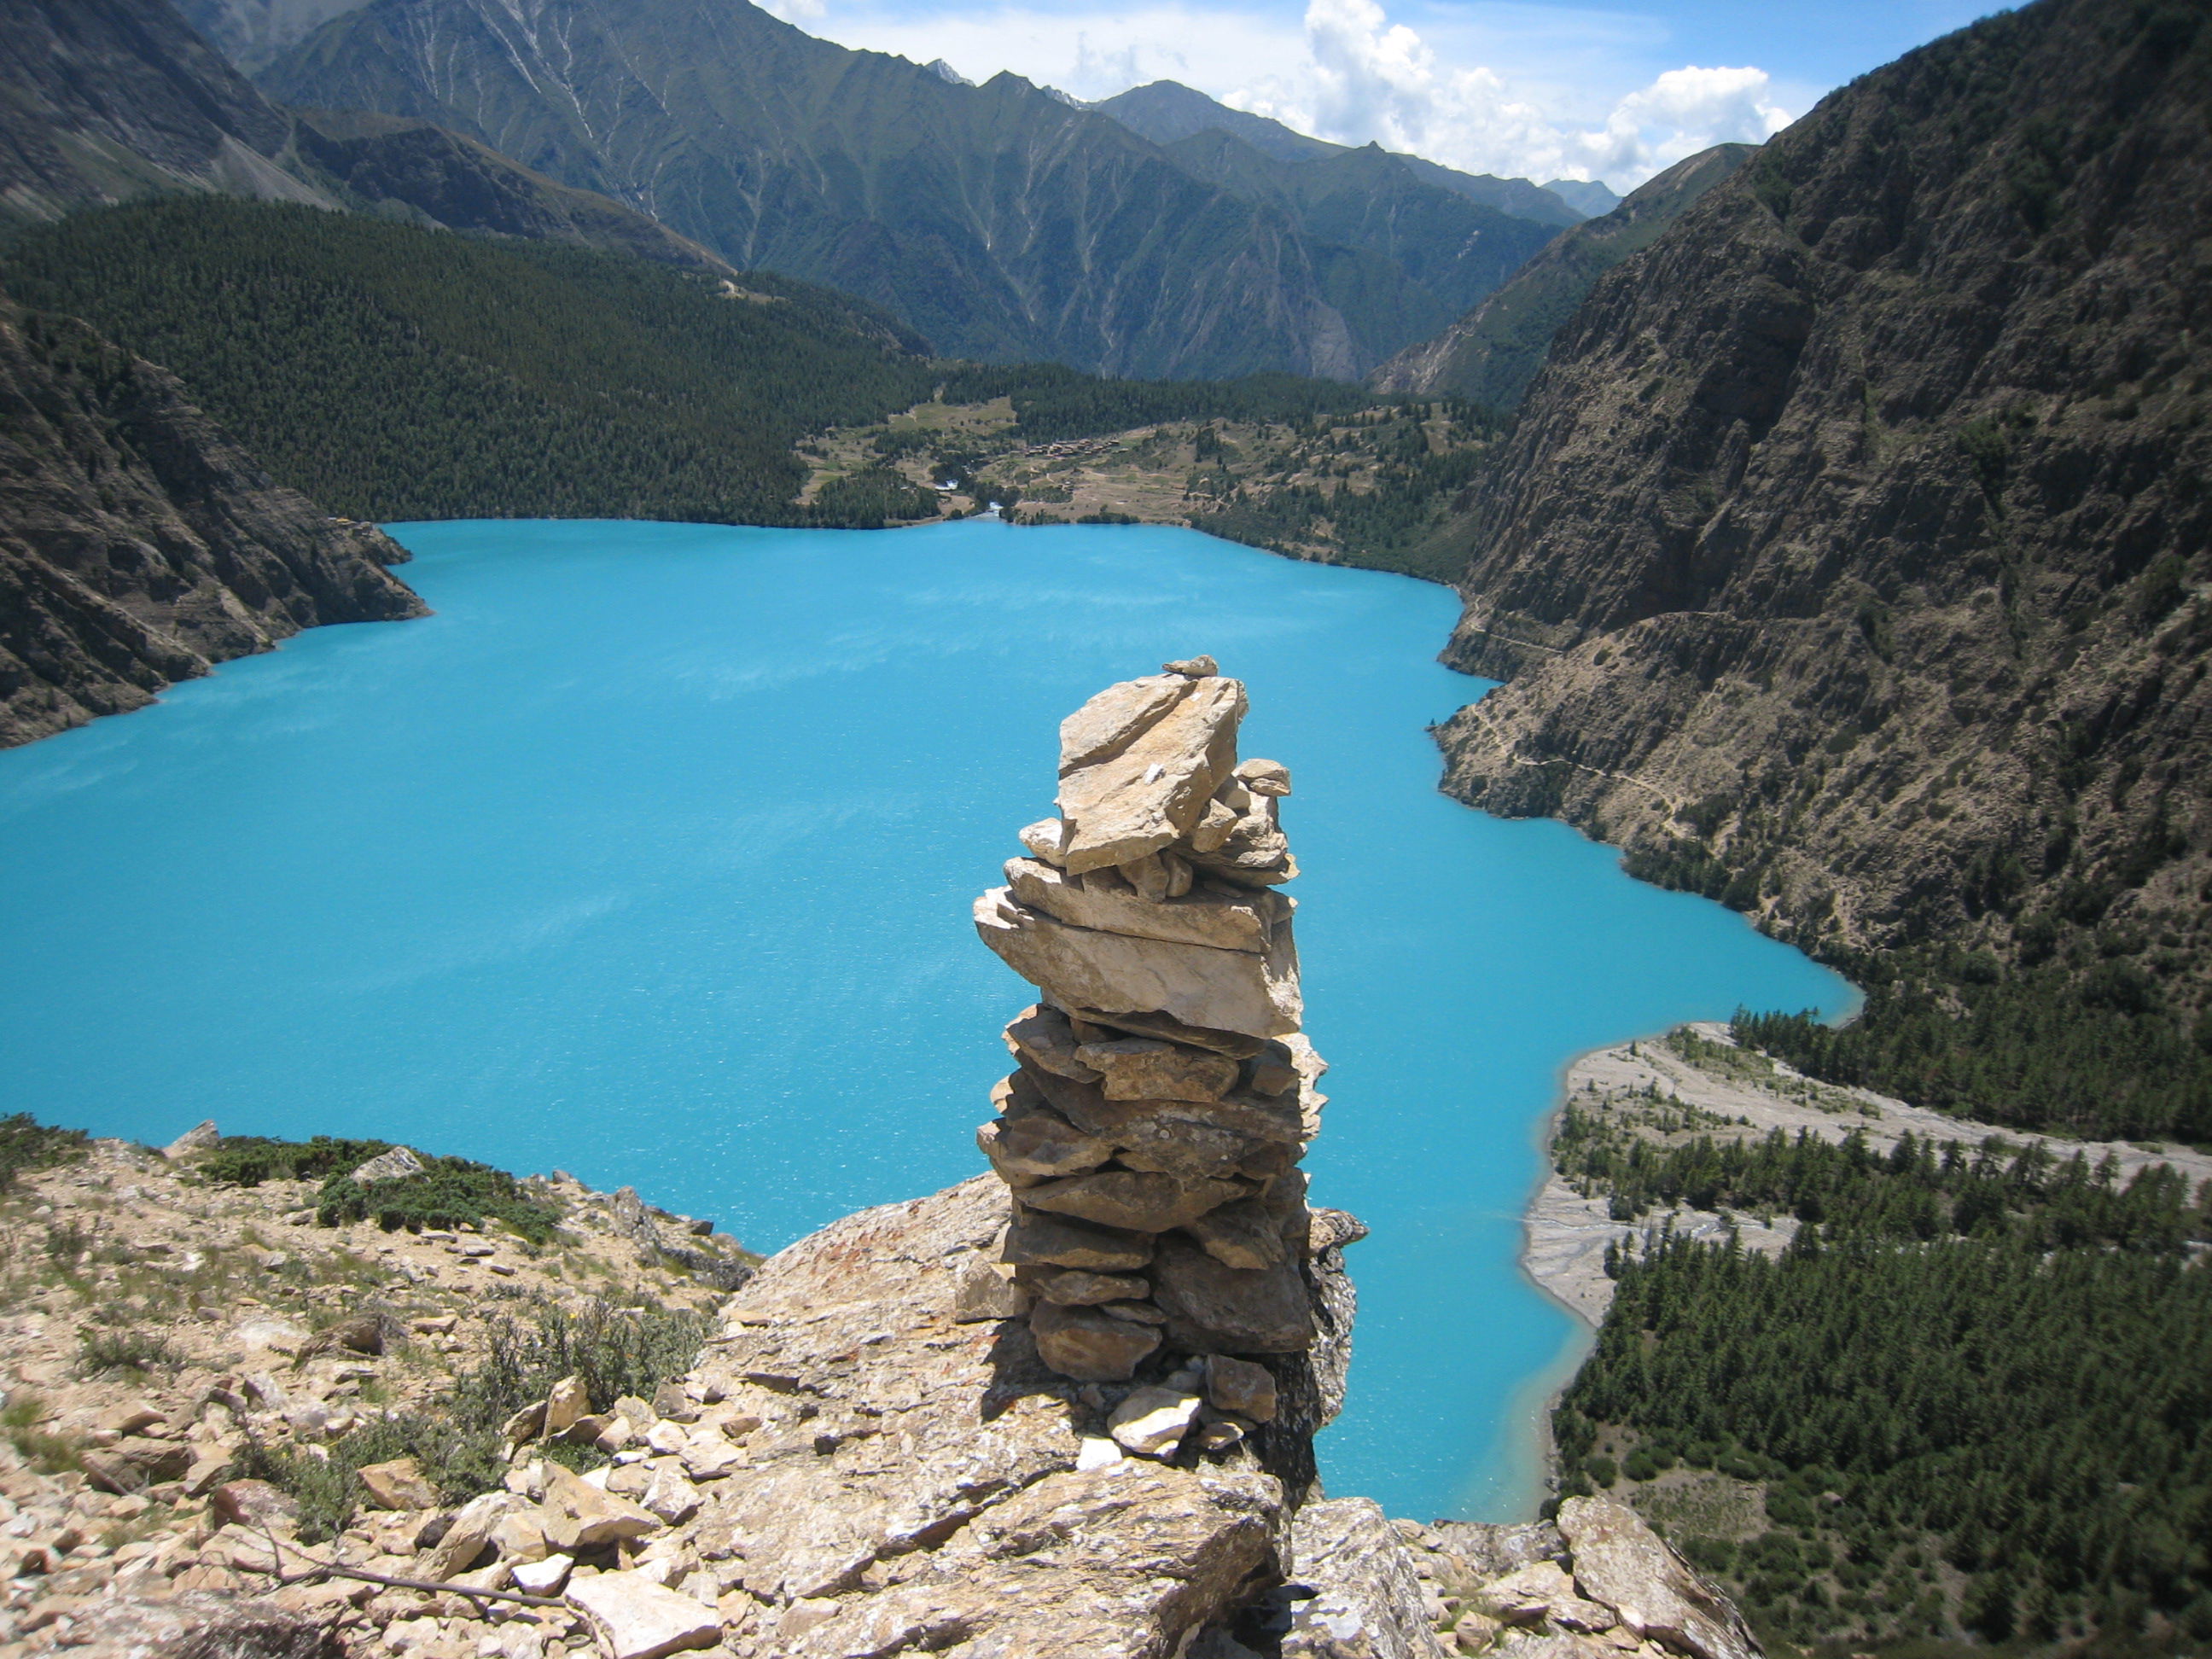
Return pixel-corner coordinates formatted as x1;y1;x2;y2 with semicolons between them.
0;518;1847;1518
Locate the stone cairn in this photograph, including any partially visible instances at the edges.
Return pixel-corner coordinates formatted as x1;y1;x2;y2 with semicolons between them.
972;656;1326;1416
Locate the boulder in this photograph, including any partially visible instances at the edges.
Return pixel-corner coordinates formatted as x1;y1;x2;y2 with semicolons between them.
1281;1497;1453;1659
1151;1236;1316;1353
1237;759;1292;796
347;1145;423;1185
1028;1299;1161;1381
1007;858;1279;954
1162;655;1219;678
1557;1497;1758;1659
951;1255;1033;1322
1059;673;1193;772
1203;1355;1278;1423
540;1463;662;1552
566;1569;723;1659
422;1490;515;1580
83;1436;193;1493
162;1121;220;1160
975;888;1301;1039
643;1464;702;1526
1185;1193;1289;1269
208;1480;299;1530
1107;1387;1202;1458
1002;1004;1102;1080
1002;1208;1155;1272
1481;1560;1616;1630
1075;1037;1242;1102
356;1457;438;1511
1029;1268;1150;1305
1056;676;1247;871
976;1109;1113;1184
1019;1168;1250;1232
543;1373;591;1437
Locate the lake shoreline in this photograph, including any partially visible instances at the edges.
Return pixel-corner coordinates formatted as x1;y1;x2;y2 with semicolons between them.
1511;1021;2212;1499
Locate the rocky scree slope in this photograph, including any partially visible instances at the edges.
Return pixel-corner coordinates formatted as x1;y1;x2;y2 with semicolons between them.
1372;145;1754;410
1434;0;2212;1135
0;1127;1763;1659
258;0;1565;380
0;296;424;749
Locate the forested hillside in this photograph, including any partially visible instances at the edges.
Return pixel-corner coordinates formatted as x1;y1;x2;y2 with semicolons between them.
1554;1116;2211;1652
1433;0;2212;1144
3;198;1377;527
259;0;1566;379
1;200;946;524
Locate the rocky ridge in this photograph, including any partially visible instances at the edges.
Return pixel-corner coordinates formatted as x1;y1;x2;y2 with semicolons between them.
0;297;426;748
1430;0;2212;1096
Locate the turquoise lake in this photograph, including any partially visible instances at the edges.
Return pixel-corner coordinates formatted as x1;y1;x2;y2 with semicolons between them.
0;518;1848;1520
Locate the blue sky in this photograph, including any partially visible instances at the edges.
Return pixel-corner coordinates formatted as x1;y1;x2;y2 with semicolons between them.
783;0;2005;188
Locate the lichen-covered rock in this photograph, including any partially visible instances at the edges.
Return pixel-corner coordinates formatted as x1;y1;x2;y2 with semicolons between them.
1281;1498;1453;1659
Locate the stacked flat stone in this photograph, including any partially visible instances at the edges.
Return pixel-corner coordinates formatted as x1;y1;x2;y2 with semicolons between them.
972;656;1327;1383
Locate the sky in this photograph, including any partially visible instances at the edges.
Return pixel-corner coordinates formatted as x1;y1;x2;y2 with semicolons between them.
772;0;2006;189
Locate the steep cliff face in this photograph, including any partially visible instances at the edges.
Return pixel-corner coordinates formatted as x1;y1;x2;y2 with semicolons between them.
259;0;1546;379
1371;145;1752;409
1434;0;2212;1134
0;298;426;748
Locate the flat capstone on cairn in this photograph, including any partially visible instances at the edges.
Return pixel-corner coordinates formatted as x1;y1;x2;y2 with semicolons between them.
973;655;1337;1458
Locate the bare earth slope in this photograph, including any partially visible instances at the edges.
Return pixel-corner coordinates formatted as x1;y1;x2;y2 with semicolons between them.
0;299;426;748
1433;0;2212;1131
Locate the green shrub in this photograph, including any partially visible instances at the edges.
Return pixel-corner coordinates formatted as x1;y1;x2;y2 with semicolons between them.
451;1295;709;1435
0;1115;89;1191
316;1156;563;1243
78;1327;185;1377
197;1135;395;1187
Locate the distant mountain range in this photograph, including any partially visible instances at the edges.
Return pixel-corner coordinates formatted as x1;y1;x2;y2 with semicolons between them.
253;0;1576;378
1089;80;1587;226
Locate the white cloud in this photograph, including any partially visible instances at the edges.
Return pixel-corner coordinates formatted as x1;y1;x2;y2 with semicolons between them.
810;0;1796;190
1226;0;1792;184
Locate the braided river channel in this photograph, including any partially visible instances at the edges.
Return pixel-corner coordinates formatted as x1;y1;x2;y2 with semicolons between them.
0;517;1847;1520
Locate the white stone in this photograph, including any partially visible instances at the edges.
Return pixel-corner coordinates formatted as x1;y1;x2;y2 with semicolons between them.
1075;1435;1125;1472
1107;1388;1202;1458
565;1569;722;1659
642;1464;701;1526
349;1145;424;1185
511;1553;573;1596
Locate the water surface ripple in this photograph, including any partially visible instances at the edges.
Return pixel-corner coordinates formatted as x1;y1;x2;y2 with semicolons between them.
0;519;1847;1518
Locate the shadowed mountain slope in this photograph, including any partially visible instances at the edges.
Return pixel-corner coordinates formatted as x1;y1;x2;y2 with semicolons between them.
1372;144;1754;408
0;0;732;276
1434;0;2212;1139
